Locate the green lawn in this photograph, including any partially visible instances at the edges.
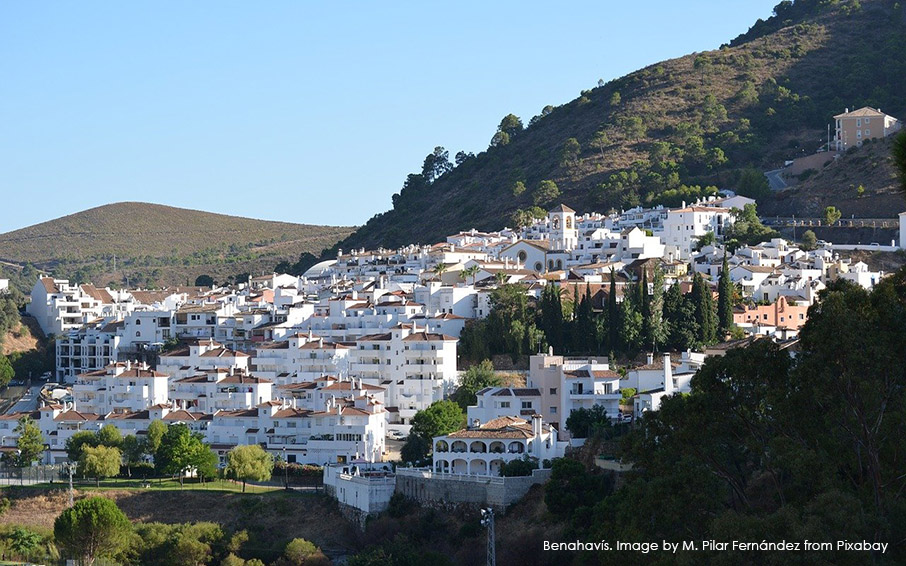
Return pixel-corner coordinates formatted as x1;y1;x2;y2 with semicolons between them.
3;477;285;495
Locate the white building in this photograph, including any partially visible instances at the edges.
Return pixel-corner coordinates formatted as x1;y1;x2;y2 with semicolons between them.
56;319;124;382
467;387;542;425
900;211;906;250
72;361;170;414
351;324;457;423
251;333;352;385
659;205;734;260
524;355;621;436
170;369;273;412
157;338;251;380
323;462;396;515
27;278;117;336
432;415;566;476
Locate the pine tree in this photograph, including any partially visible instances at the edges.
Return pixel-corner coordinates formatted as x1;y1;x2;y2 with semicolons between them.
717;254;733;338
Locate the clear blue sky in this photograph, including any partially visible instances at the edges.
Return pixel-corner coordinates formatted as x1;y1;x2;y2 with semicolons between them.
0;1;779;232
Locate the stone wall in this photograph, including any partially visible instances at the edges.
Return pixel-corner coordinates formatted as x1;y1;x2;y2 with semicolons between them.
394;468;551;511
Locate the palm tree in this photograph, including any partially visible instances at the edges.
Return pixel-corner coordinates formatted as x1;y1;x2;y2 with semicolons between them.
494;271;508;286
433;263;448;280
460;265;481;286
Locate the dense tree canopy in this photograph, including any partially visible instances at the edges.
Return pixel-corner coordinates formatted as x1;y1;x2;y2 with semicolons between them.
571;272;906;564
54;497;132;565
225;444;273;493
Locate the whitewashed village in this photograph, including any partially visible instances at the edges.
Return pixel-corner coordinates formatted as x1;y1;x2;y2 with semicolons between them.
3;185;904;523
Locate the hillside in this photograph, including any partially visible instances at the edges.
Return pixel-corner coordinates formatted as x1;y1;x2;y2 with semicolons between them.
0;202;355;287
762;134;905;217
339;0;906;250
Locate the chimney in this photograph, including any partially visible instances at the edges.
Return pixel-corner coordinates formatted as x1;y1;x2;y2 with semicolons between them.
472;418;480;429
532;414;543;438
646;352;654;366
664;354;674;394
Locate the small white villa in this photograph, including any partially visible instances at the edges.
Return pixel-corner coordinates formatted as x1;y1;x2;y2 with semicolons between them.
431;415;566;476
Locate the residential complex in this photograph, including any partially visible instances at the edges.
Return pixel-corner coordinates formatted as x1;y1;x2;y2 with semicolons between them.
9;199;902;477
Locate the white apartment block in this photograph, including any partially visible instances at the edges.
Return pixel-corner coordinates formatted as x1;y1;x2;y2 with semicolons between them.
72;361;170;414
56;320;124;382
170;369;274;413
659;205;734;260
28;278;117;336
276;377;387;413
207;396;386;466
351;324;457;423
157;338;251;380
251;333;352;385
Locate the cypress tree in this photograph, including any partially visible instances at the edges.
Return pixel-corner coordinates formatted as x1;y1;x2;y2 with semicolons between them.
717;254;733;338
640;269;651;348
691;272;716;345
607;268;619;352
648;266;667;351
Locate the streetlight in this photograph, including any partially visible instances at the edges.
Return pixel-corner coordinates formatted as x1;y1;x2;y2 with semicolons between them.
480;507;496;566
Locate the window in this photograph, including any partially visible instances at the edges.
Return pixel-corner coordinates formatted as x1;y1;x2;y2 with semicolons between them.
534;262;543;272
865;129;870;136
135;319;141;325
856;118;861;127
549;388;557;395
517;251;527;262
500;401;510;408
550;407;557;414
521;401;532;409
857;130;862;138
135;331;141;337
865;117;871;124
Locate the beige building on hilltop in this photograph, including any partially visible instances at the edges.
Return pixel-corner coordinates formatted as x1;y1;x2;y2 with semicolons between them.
834;107;901;151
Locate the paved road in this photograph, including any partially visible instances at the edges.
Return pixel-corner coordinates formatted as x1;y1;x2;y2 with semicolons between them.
764;169;788;191
5;385;41;415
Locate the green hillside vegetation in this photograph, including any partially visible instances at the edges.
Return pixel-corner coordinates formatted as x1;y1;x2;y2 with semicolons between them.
0;203;354;288
339;0;906;250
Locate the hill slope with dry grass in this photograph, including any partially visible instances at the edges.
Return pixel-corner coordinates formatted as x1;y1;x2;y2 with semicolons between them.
0;202;354;287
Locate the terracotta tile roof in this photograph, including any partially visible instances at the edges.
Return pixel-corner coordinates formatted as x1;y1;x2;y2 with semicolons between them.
272;408;312;419
40;277;59;294
80;284;114;304
200;347;250;358
834;106;887;118
445;416;549;439
320;382;385;392
402;331;456;342
54;410;102;422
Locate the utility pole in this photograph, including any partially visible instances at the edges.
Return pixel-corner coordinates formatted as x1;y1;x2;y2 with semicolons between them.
480;507;496;566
